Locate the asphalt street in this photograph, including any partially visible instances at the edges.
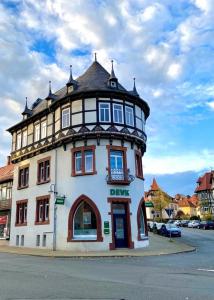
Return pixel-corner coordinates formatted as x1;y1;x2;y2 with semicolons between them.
0;228;213;300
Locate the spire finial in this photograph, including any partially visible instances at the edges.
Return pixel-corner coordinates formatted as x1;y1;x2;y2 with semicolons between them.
25;97;28;108
109;59;117;80
49;80;52;94
133;77;139;97
94;52;97;62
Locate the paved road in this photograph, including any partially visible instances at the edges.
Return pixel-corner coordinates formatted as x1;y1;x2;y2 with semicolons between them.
0;228;213;300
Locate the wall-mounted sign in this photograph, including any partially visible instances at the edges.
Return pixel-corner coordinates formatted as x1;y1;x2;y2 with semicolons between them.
110;189;129;196
55;197;65;205
145;201;154;207
104;221;110;234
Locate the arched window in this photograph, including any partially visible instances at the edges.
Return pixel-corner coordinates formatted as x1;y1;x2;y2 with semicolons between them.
137;198;148;240
74;202;97;240
67;195;103;242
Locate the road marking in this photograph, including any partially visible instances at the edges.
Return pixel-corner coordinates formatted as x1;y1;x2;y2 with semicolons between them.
197;268;214;272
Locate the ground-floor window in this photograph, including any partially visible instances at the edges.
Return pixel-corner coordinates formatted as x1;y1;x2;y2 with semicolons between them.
67;195;103;242
137;198;148;240
74;202;97;240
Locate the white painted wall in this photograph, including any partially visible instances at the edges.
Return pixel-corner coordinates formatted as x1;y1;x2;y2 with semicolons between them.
10;139;148;251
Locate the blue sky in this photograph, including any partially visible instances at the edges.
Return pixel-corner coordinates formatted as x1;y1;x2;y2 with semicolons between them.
0;0;214;196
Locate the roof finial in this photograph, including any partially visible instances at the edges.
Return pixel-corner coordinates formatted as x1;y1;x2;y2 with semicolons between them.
94;52;97;62
22;96;32;117
133;77;139;97
110;59;117;79
49;80;52;95
25;97;28;109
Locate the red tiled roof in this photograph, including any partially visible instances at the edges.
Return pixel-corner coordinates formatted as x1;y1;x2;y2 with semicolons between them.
188;194;198;206
150;178;159;191
178;197;197;208
195;172;213;192
0;163;14;183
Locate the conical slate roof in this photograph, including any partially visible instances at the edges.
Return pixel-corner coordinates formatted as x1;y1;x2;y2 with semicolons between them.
76;61;126;92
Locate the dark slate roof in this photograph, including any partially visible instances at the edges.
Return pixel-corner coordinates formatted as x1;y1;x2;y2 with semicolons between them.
75;61;126;92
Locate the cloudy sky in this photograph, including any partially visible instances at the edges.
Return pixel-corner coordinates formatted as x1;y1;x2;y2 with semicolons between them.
0;0;213;195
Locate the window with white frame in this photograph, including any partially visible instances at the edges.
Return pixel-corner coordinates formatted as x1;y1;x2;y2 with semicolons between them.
22;130;27;147
17;133;22;149
113;103;123;124
125;106;134;126
62;108;70;129
41;121;47;139
84;150;93;173
34;124;40;142
99;103;110;122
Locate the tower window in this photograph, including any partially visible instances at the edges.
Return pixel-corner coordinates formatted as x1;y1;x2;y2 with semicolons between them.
125;106;134;126
62;108;70;129
71;146;96;176
113;104;123;124
99;103;111;122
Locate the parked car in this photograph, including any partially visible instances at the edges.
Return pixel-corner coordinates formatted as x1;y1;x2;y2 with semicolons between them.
147;221;155;232
160;224;181;237
188;220;200;228
198;220;214;230
174;220;181;227
180;220;189;227
152;222;165;234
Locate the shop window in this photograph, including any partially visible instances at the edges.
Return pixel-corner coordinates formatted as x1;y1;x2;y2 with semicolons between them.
15;200;28;226
18;166;29;189
16;235;19;246
125;106;134;126
113;103;123;124
21;235;24;246
67;195;103;242
71;146;96;176
99;103;110;122
35;196;50;225
36;235;40;246
106;145;129;184
135;150;143;179
62;107;70;129
73;202;97;240
37;157;50;184
137;199;148;240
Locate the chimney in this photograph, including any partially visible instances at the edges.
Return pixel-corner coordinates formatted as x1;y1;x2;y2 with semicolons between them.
7;156;11;165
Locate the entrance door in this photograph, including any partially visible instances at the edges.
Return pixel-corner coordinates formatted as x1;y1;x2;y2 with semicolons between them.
112;203;128;248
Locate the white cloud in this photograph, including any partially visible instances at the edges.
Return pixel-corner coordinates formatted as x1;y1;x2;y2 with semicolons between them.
167;63;182;79
4;99;22;114
144;150;214;174
206;101;214;110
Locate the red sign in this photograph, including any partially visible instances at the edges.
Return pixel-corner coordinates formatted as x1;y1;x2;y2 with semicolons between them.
0;216;7;225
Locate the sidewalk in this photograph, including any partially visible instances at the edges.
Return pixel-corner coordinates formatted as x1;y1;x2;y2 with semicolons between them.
0;233;195;258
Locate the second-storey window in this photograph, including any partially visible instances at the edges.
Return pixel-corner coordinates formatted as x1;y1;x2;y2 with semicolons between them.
37;158;50;184
34;124;40;142
106;146;128;183
113;104;123;124
18;167;29;189
135;151;143;179
35;197;50;224
16;201;27;225
99;103;110;122
72;146;96;176
125;106;134;126
17;133;22;149
22;130;28;147
62;108;70;128
41;121;47;139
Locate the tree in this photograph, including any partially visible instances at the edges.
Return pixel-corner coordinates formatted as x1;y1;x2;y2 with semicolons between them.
151;189;172;221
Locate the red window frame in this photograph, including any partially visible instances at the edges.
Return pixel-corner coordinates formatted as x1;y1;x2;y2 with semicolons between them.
71;146;96;176
15;200;28;226
18;165;29;189
35;195;50;225
135;150;144;179
37;157;51;184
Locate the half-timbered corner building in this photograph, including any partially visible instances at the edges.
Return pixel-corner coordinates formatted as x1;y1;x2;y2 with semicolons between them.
8;57;150;251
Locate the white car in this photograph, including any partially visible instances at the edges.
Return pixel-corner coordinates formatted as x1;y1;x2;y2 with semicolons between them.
188;220;200;228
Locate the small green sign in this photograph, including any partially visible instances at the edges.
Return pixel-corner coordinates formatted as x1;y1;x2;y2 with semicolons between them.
145;201;154;207
110;189;129;197
104;221;110;234
55;197;65;205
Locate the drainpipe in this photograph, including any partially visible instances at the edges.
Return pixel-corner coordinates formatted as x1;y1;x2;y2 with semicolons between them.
53;148;58;251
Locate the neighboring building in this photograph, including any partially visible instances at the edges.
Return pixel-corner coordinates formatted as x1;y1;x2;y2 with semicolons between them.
7;57;150;250
176;195;198;218
195;171;214;216
145;179;174;220
0;157;14;239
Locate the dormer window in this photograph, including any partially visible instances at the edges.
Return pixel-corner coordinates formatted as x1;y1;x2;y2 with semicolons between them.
67;85;74;94
110;81;117;88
